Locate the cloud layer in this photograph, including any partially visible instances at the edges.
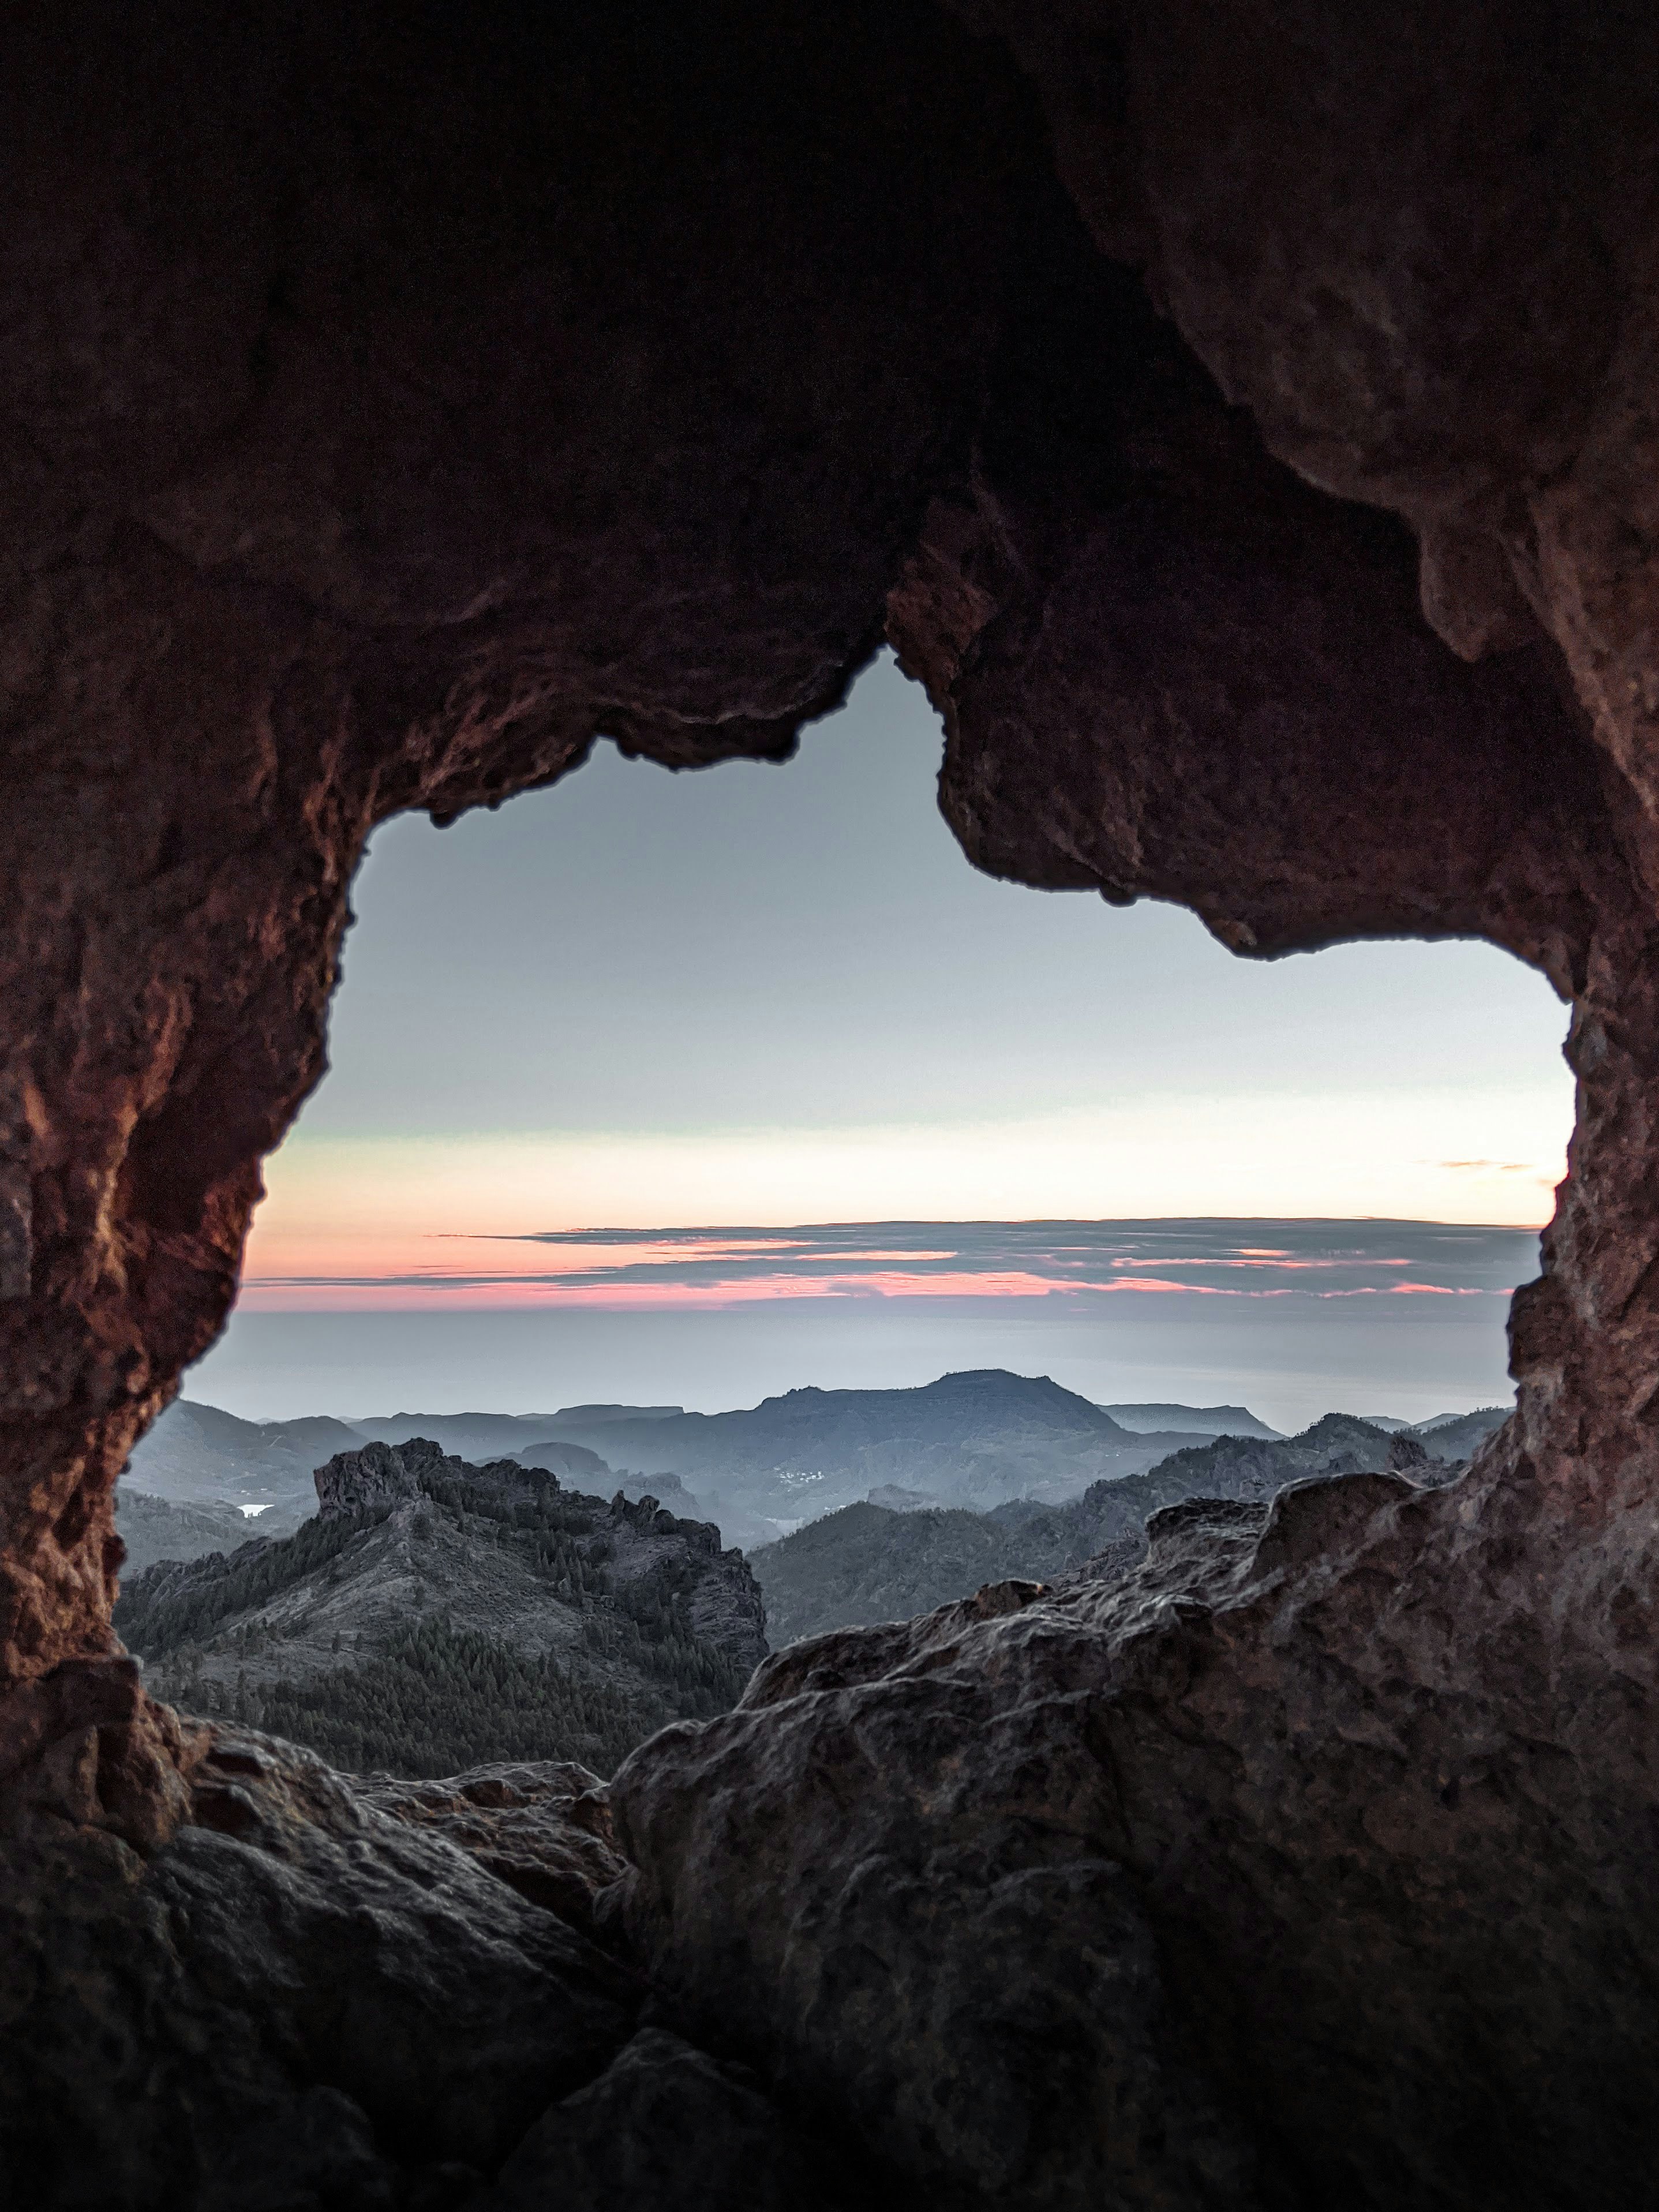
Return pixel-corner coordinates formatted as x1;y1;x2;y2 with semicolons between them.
240;1217;1537;1311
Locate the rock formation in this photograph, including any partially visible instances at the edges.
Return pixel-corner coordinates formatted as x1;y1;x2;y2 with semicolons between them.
354;1759;630;1940
3;2;1659;2204
117;1439;767;1775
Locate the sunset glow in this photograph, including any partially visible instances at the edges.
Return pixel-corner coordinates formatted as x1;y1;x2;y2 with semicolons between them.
239;1090;1563;1311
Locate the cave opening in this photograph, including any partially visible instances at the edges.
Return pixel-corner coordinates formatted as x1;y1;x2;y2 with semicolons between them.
189;649;1573;1433
6;1;1659;2203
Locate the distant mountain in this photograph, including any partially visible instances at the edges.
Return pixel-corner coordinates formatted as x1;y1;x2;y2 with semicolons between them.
540;1403;684;1429
1100;1402;1283;1440
1410;1406;1508;1460
115;1489;302;1578
524;1369;1214;1545
121;1381;1506;1579
752;1413;1462;1645
1355;1408;1511;1455
509;1451;707;1521
122;1400;678;1545
345;1411;577;1458
754;1502;1029;1643
115;1439;765;1779
125;1401;367;1516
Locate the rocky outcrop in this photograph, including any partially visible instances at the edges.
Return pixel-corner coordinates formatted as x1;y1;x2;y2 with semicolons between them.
0;1724;641;2205
615;1470;1650;2209
353;1760;628;1940
311;1439;426;1521
2;2;1659;2203
117;1441;768;1776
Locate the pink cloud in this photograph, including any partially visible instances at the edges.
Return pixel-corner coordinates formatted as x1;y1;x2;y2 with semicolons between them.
238;1267;1311;1311
1110;1254;1413;1272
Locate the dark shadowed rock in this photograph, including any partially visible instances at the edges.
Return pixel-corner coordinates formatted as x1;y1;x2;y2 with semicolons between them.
489;2030;852;2212
355;1760;628;1939
612;1574;1265;2209
613;1450;1659;2207
0;1725;639;2204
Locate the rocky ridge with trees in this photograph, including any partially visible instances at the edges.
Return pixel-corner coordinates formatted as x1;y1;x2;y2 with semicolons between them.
115;1439;766;1778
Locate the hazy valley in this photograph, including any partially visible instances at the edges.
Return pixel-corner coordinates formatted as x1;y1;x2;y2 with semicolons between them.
116;1371;1503;1779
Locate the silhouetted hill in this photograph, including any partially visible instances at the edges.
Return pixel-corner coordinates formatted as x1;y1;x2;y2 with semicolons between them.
753;1413;1463;1644
121;1382;1502;1581
1100;1402;1283;1439
116;1439;765;1778
345;1412;586;1459
1350;1408;1512;1454
529;1369;1212;1544
1412;1406;1508;1460
122;1400;677;1541
541;1403;683;1429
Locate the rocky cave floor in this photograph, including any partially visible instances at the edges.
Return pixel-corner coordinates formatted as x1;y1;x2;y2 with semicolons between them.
9;1459;1601;2212
3;1605;1044;2212
5;1686;846;2211
0;1484;1313;2210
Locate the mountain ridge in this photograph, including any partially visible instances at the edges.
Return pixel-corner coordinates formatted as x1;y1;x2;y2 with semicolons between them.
751;1412;1476;1644
116;1439;766;1778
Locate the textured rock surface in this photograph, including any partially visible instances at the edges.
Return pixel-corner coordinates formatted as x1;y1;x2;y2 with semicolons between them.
616;1570;1267;2210
1;2;1658;2204
0;1723;639;2204
617;1468;1659;2208
355;1761;628;1939
0;0;1037;1708
489;2029;852;2212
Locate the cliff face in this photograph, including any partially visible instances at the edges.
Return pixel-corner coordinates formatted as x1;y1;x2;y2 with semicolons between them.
3;3;1659;2205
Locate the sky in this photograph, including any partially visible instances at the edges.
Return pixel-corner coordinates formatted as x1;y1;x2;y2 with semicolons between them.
190;653;1574;1429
